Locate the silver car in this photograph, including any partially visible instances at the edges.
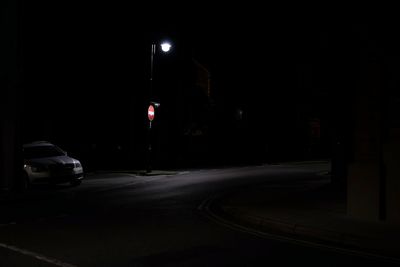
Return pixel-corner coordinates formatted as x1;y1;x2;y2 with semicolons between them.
23;141;84;188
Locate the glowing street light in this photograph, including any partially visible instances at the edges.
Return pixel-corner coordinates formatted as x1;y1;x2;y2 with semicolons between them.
160;42;172;52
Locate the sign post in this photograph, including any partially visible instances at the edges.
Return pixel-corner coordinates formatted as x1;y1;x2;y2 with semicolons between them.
146;104;155;173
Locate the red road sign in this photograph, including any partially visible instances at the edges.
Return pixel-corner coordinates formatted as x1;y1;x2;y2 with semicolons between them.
148;105;155;121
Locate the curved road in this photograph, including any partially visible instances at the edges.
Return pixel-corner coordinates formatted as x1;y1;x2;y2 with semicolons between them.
0;163;398;266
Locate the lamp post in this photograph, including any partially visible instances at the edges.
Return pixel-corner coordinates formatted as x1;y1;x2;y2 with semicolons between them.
146;41;172;173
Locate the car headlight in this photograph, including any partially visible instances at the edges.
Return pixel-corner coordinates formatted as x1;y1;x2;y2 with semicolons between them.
30;164;47;172
75;162;82;168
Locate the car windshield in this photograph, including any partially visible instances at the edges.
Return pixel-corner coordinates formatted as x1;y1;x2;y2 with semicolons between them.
23;145;66;159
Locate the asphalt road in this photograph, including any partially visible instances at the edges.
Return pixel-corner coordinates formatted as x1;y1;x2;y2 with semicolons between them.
0;163;398;266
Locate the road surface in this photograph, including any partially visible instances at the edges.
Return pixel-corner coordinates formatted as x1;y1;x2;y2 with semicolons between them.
0;162;397;266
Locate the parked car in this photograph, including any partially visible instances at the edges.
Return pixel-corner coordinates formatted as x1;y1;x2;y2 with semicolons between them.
22;141;84;188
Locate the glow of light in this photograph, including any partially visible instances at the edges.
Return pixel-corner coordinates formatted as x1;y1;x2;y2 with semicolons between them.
160;42;172;52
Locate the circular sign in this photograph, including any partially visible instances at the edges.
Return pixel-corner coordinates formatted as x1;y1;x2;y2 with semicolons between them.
148;104;155;121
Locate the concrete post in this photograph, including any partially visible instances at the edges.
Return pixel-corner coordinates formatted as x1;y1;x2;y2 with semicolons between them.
347;25;384;221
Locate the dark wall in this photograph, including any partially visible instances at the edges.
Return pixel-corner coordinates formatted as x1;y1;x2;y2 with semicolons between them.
1;0;23;189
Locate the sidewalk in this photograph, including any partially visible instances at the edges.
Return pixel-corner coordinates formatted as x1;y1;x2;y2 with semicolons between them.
216;180;400;261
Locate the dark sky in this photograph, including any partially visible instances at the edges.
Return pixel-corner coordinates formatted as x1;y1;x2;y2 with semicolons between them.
20;4;334;117
21;3;339;78
20;2;398;152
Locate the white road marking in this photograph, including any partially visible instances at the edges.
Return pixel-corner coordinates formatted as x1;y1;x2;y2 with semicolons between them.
0;242;77;267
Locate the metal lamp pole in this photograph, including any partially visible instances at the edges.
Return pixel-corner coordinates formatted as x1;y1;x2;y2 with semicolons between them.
146;44;156;173
150;43;155;99
146;41;171;173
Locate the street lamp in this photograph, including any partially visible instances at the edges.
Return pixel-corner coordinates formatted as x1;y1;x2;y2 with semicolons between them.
147;41;172;173
160;42;172;52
